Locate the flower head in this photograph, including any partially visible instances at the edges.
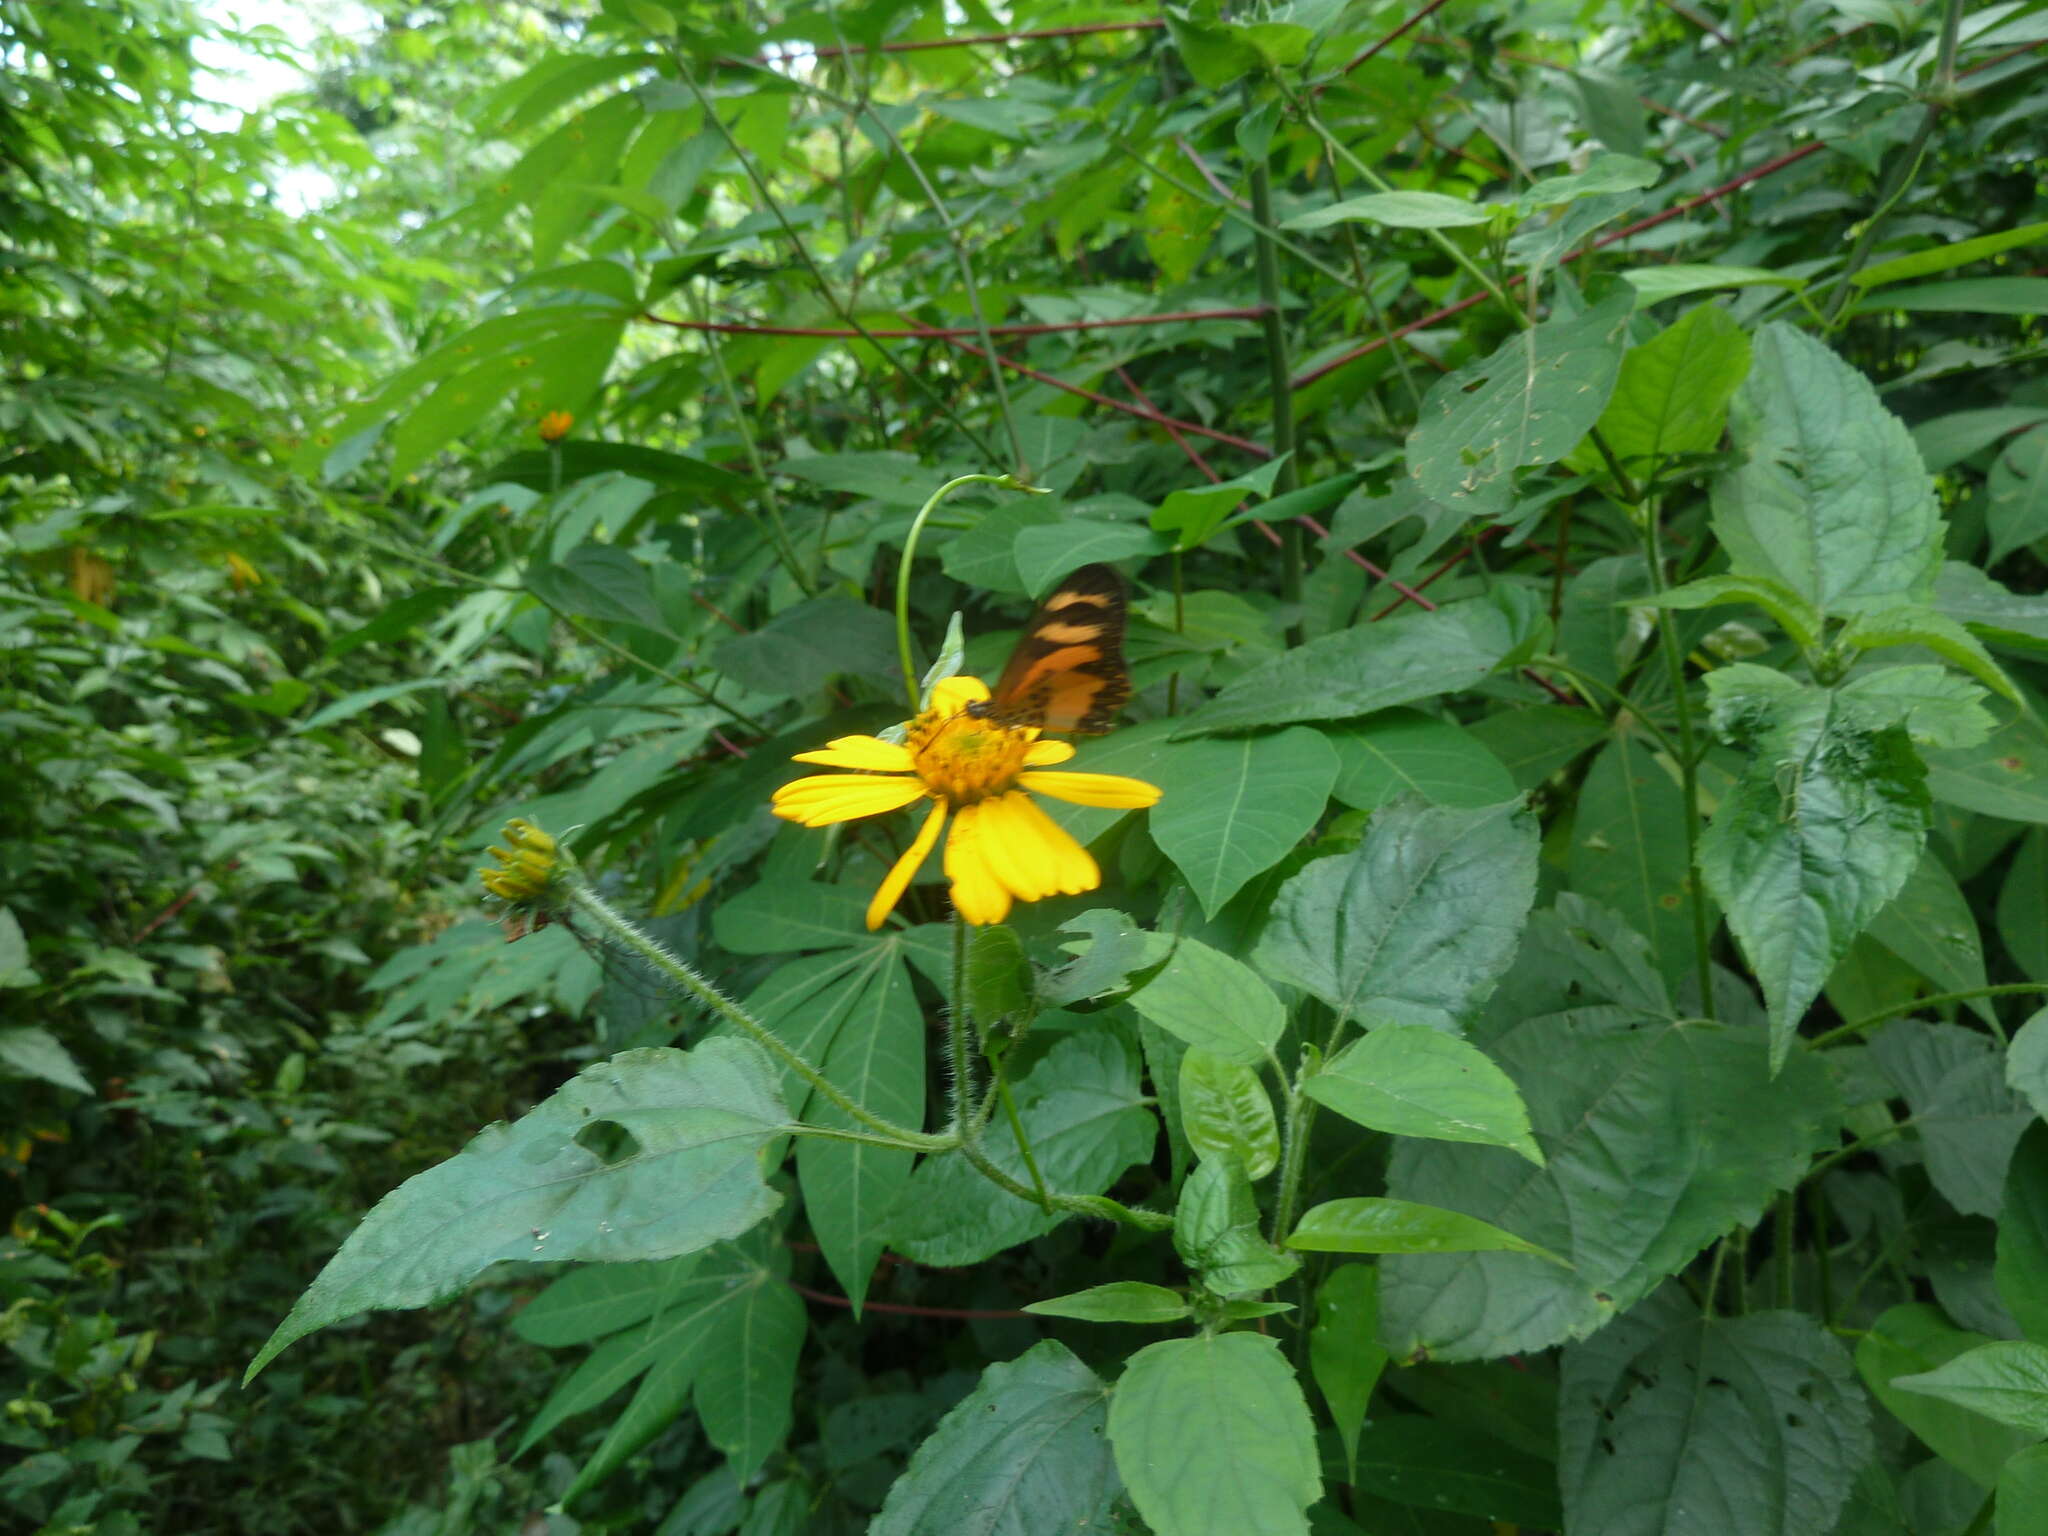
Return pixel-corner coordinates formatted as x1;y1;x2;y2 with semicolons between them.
771;677;1161;930
537;410;574;445
479;817;561;904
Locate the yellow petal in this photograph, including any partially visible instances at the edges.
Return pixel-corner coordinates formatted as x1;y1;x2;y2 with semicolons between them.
867;800;947;930
1010;792;1100;894
1015;770;1163;809
974;792;1060;901
943;802;1012;925
929;675;993;715
771;773;926;826
1023;739;1076;766
791;735;915;771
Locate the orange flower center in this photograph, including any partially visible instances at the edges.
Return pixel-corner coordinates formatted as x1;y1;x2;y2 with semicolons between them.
907;706;1034;805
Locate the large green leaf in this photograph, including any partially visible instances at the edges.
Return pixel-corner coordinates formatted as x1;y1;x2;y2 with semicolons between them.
1857;1303;2039;1488
713;595;899;698
1175;589;1548;737
1696;669;1931;1067
1894;1341;2048;1436
1108;1331;1321;1536
1711;322;1943;618
1252;799;1538;1026
1310;1265;1386;1485
1147;727;1337;916
1379;1006;1838;1362
692;1259;806;1482
1856;849;1992;1024
870;1340;1120;1536
2000;1123;2048;1344
1305;1023;1542;1164
1925;707;2048;823
888;1032;1155;1265
1568;735;1710;991
1560;1288;1873;1536
1321;709;1517;811
1408;284;1634;515
1288;1198;1565;1264
795;945;923;1311
1179;1049;1281;1179
1869;1020;2030;1219
1129;936;1286;1065
1594;300;1752;473
247;1040;789;1379
1348;1414;1563;1528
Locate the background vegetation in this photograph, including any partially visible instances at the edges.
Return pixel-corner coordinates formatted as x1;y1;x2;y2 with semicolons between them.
6;0;2048;1532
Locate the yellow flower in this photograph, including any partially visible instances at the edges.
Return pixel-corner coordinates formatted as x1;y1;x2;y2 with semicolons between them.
479;818;560;904
771;677;1161;930
537;409;574;444
225;552;263;591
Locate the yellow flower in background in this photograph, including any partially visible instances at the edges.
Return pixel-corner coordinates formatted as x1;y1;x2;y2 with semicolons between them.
225;552;263;591
479;818;560;904
537;409;574;444
771;676;1161;930
68;547;114;607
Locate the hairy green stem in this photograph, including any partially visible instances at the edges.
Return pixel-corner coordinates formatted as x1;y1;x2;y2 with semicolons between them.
1642;505;1717;1018
564;876;952;1150
1267;1053;1316;1249
896;474;1046;710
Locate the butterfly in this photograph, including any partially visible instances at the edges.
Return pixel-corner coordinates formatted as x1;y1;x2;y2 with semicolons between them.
967;562;1132;734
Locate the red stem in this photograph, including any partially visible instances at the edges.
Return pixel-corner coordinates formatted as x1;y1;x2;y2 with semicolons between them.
1331;0;1454;81
1655;0;1734;48
785;1279;1033;1320
641;307;1268;341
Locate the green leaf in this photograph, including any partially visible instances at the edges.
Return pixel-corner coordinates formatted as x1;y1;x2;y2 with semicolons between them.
713;595;899;698
1408;283;1634;515
0;1026;91;1094
2010;1013;2048;1125
1595;302;1752;472
514;1256;694;1348
1174;1155;1297;1296
1857;1303;2040;1488
1869;1019;2030;1218
1108;1331;1321;1536
1380;1007;1840;1361
1012;520;1172;599
2002;844;2048;990
1989;426;2048;565
1305;1023;1542;1164
1517;153;1661;211
1309;1265;1386;1485
965;925;1032;1023
712;880;869;955
1322;709;1517;811
1149;457;1292;551
2001;1125;2048;1346
1023;1282;1192;1324
1128;937;1285;1065
1283;191;1490;231
526;542;669;631
1040;908;1174;1007
1561;1289;1874;1536
1568;735;1713;991
1697;670;1931;1067
889;1033;1155;1266
1838;607;2019;708
1852;219;2048;289
1468;704;1613;789
1288;1198;1566;1265
1349;1417;1564;1526
1851;277;2048;315
796;945;922;1311
2000;1444;2048;1536
1894;1342;2048;1436
1711;322;1943;618
247;1039;788;1381
1177;589;1548;736
1179;1050;1281;1179
692;1265;806;1482
1835;664;1999;750
941;500;1065;595
1856;850;1993;1024
1147;728;1337;916
870;1340;1120;1536
1925;707;2048;823
1252;798;1539;1025
1620;264;1804;305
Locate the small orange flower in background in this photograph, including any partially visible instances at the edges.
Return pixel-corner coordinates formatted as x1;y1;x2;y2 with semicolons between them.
772;676;1161;930
537;410;574;444
225;552;263;591
68;547;114;607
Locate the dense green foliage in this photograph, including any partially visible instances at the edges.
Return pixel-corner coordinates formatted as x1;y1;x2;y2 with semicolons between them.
9;0;2048;1532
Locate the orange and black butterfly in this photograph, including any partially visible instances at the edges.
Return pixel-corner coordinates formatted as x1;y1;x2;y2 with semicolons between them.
968;562;1131;735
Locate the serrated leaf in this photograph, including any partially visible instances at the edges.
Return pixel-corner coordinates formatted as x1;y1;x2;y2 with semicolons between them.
0;1026;91;1094
870;1340;1120;1536
1408;284;1634;515
247;1040;788;1380
1108;1332;1321;1536
1252;799;1538;1026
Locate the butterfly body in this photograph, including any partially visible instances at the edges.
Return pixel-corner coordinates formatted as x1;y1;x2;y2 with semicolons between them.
969;563;1131;734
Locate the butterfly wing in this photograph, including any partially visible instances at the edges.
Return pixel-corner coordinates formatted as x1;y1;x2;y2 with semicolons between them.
987;563;1131;734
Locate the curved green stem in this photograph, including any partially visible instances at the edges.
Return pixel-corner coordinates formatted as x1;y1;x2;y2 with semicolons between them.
1810;982;2048;1050
896;473;1046;710
563;875;952;1151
